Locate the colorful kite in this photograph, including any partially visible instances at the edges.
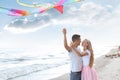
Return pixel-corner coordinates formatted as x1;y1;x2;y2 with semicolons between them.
0;0;83;16
16;0;82;14
0;7;29;16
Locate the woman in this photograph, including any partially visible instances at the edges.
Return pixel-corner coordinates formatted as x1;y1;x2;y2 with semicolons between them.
71;39;98;80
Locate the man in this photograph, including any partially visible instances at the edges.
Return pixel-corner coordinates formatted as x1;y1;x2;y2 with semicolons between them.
62;28;82;80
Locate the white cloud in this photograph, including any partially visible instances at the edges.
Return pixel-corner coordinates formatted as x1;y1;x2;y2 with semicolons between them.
106;5;113;9
4;24;49;34
50;2;114;27
0;32;2;35
4;13;52;33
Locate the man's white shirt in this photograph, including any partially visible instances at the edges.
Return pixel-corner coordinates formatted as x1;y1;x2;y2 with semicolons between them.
69;47;83;72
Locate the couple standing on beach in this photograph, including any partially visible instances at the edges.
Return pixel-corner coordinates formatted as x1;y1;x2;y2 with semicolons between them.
62;28;98;80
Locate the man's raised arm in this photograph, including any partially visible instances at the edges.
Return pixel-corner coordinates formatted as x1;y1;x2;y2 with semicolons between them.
62;28;71;52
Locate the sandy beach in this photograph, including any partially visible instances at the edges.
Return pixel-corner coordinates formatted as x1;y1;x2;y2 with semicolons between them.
51;47;120;80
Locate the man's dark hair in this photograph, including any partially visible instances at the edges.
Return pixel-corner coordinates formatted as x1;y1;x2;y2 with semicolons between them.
72;34;80;42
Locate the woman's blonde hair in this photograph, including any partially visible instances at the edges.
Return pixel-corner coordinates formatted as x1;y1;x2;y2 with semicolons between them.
83;39;94;68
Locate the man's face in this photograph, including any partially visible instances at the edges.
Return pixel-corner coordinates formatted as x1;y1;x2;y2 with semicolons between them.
76;38;81;46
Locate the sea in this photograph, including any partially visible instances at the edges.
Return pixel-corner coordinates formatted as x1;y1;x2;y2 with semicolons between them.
0;45;116;80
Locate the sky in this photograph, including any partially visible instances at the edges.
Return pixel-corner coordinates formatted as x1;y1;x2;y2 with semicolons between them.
0;0;120;54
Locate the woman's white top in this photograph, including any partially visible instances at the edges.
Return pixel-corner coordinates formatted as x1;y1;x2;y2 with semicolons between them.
82;50;91;66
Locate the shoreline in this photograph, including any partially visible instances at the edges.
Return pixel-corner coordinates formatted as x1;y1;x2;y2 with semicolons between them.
50;47;120;80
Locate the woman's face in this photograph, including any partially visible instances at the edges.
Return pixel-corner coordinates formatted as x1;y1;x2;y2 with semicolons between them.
82;40;88;48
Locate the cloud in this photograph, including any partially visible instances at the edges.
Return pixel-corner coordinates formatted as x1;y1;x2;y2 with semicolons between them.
4;2;119;33
0;31;2;35
4;13;52;33
65;2;112;25
51;2;114;26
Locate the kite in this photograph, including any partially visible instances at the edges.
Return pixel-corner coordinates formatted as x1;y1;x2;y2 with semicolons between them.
0;7;29;16
16;0;81;8
0;0;83;16
16;0;82;14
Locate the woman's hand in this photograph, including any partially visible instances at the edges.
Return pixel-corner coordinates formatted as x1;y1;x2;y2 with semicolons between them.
70;42;76;48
